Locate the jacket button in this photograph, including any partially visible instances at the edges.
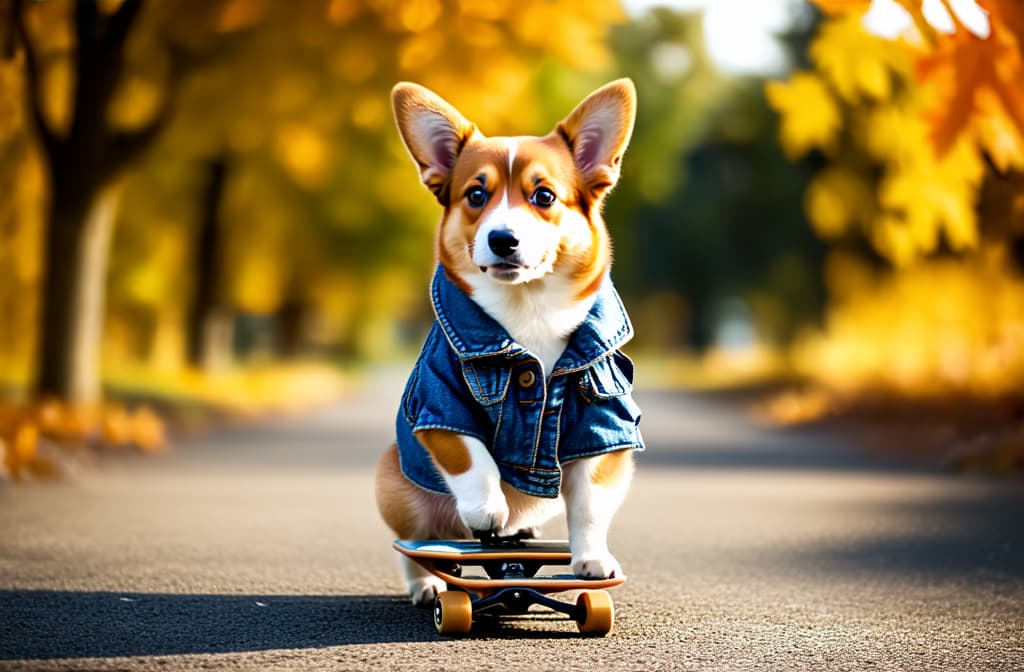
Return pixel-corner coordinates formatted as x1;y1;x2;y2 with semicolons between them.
518;370;536;389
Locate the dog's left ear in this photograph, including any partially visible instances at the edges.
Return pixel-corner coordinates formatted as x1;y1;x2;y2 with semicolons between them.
557;79;636;198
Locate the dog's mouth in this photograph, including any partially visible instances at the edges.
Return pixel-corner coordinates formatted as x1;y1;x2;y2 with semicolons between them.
480;262;524;281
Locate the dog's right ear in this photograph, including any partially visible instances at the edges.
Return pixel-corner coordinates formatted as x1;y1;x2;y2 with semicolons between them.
392;83;477;205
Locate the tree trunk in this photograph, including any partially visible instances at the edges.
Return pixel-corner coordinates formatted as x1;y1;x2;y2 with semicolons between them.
35;184;121;403
276;298;307;359
186;156;234;372
15;0;181;403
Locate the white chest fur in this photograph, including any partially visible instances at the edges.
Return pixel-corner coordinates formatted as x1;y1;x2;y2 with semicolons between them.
464;274;596;377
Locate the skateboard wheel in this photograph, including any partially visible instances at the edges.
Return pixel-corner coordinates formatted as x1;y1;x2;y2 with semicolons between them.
434;591;473;636
576;590;614;636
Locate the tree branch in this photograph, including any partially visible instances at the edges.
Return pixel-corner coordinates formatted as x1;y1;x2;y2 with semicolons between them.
108;104;171;167
74;0;99;55
101;0;143;55
4;0;18;61
107;47;186;168
11;0;61;161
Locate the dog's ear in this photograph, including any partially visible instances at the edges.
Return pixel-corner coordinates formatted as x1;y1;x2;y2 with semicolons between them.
556;79;636;198
392;83;477;205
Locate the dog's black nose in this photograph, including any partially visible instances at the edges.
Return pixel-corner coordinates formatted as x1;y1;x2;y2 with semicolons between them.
488;230;519;258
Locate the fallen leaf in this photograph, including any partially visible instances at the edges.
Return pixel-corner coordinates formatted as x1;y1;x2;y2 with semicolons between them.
13;422;38;463
132;406;167;453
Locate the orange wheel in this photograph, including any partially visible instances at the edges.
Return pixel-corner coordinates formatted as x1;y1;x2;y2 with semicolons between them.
433;591;473;636
576;590;614;636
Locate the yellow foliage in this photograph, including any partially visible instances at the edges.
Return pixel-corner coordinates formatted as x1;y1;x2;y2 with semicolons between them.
0;59;25;143
972;89;1024;173
804;166;874;239
234;254;285;315
511;0;622;70
772;1;1024;411
398;29;445;72
269;71;318;116
809;14;907;102
351;95;388;130
773;1;1011;268
123;224;188;306
273;122;330;188
457;14;505;49
398;0;442;32
102;361;347;416
823;249;876;300
794;250;1024;397
326;0;360;26
765;73;841;159
216;0;270;33
877;135;984;261
632;347;788;392
42;59;73;135
108;75;163;130
332;42;379;83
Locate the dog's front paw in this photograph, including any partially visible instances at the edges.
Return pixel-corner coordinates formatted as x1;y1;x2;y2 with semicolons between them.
456;490;509;533
573;553;622;580
407;575;446;607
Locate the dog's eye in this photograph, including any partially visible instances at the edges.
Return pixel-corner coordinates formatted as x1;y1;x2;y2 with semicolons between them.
530;187;557;208
466;186;488;208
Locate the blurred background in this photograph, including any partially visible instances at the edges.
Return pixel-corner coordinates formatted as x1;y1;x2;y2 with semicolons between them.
0;0;1022;476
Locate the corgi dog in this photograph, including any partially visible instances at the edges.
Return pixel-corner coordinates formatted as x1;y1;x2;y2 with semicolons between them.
376;79;643;606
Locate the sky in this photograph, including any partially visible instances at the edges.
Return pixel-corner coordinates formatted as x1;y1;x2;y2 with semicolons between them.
621;0;809;76
622;0;991;76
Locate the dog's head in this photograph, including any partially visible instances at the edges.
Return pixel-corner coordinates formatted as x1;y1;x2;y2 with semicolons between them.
391;80;636;299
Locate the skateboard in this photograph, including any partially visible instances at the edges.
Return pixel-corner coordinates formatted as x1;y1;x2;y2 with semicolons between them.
393;535;625;636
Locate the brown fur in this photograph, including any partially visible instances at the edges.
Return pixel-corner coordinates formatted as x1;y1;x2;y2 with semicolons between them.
375;444;565;540
414;429;472;475
591;449;635;488
375;445;465;539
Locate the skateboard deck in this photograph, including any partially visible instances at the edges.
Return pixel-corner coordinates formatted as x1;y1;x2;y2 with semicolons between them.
393;538;625;636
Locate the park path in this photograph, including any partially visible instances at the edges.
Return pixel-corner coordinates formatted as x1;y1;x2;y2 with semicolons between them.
1;369;1022;671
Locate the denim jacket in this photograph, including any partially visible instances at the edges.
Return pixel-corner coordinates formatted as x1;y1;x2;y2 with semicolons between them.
395;266;644;499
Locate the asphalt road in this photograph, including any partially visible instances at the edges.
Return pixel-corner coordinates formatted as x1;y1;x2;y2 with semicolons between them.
1;370;1023;671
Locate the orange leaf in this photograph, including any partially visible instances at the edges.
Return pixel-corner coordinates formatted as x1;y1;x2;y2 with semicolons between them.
13;422;38;462
811;0;872;15
982;0;1024;39
35;398;64;435
102;405;133;447
916;24;1024;156
132;406;167;453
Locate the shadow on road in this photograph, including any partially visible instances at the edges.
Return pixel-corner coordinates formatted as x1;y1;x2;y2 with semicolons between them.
0;589;593;660
783;491;1024;579
0;591;439;659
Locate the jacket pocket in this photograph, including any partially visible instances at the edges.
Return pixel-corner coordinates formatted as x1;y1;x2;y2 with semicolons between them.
580;351;635;400
461;359;511;406
571;351;643;453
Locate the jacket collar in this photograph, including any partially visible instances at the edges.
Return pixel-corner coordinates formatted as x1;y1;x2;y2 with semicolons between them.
430;266;633;372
